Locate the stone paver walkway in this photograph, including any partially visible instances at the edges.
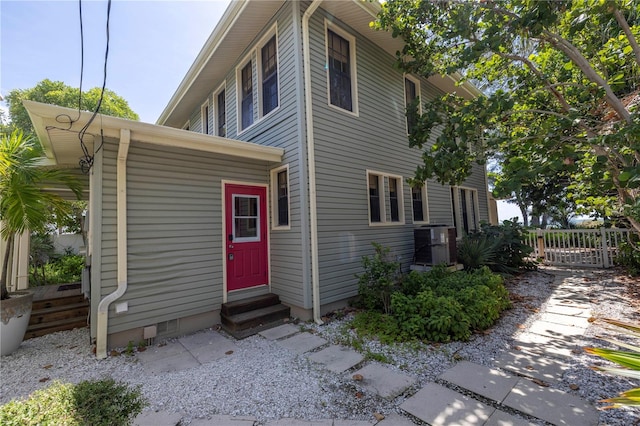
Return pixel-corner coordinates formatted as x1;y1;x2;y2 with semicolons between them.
134;267;602;425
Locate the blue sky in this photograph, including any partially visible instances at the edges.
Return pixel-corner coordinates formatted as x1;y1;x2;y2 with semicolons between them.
1;0;231;123
1;0;524;222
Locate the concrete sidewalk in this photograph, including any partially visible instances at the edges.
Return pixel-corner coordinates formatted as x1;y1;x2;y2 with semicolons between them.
134;267;601;426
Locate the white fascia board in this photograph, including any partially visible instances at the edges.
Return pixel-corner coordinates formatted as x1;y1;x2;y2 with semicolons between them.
23;100;283;164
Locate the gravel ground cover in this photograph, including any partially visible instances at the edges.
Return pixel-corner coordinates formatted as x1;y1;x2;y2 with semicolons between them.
1;266;638;425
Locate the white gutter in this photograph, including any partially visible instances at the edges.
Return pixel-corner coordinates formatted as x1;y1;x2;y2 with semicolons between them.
302;0;323;325
96;128;130;359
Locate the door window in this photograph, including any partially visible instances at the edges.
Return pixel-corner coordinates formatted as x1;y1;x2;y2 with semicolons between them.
233;195;260;241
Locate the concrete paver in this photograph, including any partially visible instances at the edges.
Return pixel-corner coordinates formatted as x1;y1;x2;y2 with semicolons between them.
266;419;332;426
179;330;237;364
374;413;417;425
400;383;495;426
484;409;537;426
527;320;586;338
134;410;183;426
140;349;201;374
350;363;417;400
538;312;589;329
137;341;187;362
260;323;300;340
545;298;590;310
543;304;591;318
511;333;578;358
494;351;569;383
503;379;600;426
308;345;364;373
332;420;376;425
438;361;519;403
189;415;257;425
277;332;327;354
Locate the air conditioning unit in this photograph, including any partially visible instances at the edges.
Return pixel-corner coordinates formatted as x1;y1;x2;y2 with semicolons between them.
414;225;457;266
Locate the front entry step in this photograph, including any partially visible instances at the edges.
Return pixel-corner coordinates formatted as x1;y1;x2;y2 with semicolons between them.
221;294;290;339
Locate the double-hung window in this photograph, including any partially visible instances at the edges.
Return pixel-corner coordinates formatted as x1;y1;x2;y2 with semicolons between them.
271;165;290;229
412;183;429;223
240;62;254;130
261;35;278;116
216;88;226;137
326;23;357;114
404;76;421;134
367;171;404;225
451;186;479;237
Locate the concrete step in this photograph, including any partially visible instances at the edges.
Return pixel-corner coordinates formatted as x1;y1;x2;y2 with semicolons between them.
221;303;290;338
220;293;280;316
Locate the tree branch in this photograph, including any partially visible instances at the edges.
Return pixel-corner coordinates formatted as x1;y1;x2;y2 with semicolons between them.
612;6;640;68
542;31;632;124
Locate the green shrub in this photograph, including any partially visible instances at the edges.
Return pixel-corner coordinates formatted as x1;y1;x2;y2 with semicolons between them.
462;221;536;273
0;379;147;426
29;254;84;286
615;237;640;276
353;266;511;343
457;236;497;271
356;242;402;314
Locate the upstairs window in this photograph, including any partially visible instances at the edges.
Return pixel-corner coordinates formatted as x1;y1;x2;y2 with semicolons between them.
405;76;420;134
271;165;290;229
216;88;226;137
241;62;254;130
326;25;357;114
201;101;210;134
261;35;278;116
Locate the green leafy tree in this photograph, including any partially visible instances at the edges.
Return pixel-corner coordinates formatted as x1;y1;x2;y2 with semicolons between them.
5;79;139;138
376;0;640;233
0;130;82;300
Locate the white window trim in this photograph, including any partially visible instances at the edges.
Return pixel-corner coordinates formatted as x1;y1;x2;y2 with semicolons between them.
366;170;405;227
270;164;290;230
324;19;359;117
451;186;479;237
214;82;226;137
404;74;421;135
201;99;210;135
411;181;430;224
257;23;280;119
236;51;256;135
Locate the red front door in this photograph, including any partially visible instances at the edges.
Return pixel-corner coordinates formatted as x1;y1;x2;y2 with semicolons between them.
225;184;268;291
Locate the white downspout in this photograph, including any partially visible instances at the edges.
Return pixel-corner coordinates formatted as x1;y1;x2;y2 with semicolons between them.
96;129;130;359
302;0;323;325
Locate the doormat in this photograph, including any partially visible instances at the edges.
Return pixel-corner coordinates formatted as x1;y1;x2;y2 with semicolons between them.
58;283;81;291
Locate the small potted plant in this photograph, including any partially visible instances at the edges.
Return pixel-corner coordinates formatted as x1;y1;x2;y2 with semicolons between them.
1;130;81;356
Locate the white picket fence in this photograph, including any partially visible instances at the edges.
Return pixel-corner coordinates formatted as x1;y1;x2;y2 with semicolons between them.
525;228;633;268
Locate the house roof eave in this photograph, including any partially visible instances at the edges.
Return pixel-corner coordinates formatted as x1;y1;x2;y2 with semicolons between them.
24;100;284;166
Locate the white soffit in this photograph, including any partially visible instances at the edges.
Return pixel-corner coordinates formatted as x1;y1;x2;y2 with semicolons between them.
23;100;284;166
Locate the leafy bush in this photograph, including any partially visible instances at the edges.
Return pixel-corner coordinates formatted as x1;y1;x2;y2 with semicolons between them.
353;265;511;343
356;242;402;314
615;237;640;276
0;378;147;426
29;254;84;286
461;221;536;273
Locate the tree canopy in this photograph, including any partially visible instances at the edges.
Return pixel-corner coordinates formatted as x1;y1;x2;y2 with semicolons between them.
5;79;139;138
376;0;640;232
